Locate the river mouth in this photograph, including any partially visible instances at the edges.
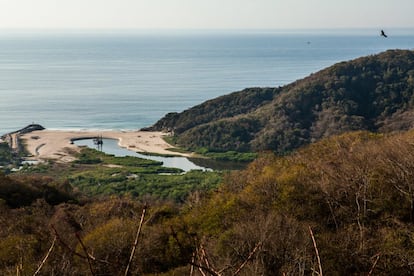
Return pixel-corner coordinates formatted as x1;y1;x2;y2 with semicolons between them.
73;138;210;172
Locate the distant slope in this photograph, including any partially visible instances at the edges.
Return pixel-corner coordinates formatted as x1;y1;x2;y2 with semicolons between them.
147;87;278;133
149;50;414;153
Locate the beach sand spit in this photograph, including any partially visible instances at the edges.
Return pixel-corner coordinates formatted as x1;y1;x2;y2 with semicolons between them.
20;130;190;163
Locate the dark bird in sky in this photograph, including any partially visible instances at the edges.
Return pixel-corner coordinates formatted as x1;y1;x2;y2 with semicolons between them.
381;30;388;38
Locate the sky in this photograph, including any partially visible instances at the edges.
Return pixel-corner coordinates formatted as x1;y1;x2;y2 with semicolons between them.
0;0;413;30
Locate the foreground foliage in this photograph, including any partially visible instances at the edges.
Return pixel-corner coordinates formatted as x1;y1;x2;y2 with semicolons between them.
2;130;414;274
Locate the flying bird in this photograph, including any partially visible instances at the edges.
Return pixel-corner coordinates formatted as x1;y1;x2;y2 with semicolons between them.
380;30;388;38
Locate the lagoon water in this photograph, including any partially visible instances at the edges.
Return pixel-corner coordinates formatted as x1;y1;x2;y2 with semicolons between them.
1;29;414;135
73;138;247;171
74;138;207;172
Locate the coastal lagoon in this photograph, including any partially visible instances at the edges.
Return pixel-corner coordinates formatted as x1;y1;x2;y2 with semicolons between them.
73;138;207;172
1;29;414;135
73;138;247;171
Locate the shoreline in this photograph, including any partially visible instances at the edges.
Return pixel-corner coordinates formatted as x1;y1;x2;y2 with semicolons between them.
20;129;191;163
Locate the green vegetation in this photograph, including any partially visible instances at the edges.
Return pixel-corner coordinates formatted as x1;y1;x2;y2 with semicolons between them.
69;166;222;201
0;172;75;208
0;142;15;167
3;130;414;274
151;50;414;154
4;51;414;274
165;135;257;162
18;147;223;202
147;87;277;134
75;147;164;167
195;147;258;162
0;139;31;171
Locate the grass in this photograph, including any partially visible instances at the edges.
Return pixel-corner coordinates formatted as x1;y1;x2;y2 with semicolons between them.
17;147;223;202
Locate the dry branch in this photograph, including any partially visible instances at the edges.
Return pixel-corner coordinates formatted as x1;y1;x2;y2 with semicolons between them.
309;226;323;276
33;236;56;276
76;232;96;276
232;241;262;276
124;205;147;276
368;254;380;276
51;225;112;265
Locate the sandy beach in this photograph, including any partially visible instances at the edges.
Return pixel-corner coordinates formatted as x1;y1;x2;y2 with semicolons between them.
20;130;190;163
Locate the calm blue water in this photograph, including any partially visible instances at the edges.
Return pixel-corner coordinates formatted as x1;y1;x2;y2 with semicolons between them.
1;29;413;135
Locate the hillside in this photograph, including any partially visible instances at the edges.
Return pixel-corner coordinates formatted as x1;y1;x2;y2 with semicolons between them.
3;130;414;274
149;49;414;154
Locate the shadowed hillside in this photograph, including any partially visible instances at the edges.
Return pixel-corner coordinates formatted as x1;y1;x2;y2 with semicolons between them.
149;50;414;154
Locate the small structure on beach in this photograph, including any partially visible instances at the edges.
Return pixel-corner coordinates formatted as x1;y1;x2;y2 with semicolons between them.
93;136;103;151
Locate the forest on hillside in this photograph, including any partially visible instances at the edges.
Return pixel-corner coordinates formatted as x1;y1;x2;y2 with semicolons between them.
2;129;414;275
150;50;414;154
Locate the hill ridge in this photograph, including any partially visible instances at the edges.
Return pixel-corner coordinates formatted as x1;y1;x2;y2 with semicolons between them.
149;49;414;153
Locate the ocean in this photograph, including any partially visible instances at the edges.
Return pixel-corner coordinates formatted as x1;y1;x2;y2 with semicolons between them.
1;29;414;135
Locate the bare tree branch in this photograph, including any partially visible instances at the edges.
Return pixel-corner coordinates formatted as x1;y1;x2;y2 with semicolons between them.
188;261;219;276
199;243;214;272
51;225;112;265
309;226;323;276
124;205;147;276
368;254;380;276
232;241;262;276
51;225;88;260
75;232;95;276
33;236;56;276
190;252;196;276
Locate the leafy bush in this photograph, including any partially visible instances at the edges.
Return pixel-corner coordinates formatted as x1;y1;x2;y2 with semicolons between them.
0;173;74;208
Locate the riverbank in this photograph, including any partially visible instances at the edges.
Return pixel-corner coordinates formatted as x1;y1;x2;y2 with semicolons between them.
20;129;192;163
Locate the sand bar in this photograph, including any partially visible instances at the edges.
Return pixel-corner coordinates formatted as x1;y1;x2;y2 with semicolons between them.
20;130;190;163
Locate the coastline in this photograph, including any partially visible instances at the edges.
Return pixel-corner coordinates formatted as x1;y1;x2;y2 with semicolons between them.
20;129;191;163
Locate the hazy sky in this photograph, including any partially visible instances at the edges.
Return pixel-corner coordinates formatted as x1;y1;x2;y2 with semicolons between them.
0;0;413;30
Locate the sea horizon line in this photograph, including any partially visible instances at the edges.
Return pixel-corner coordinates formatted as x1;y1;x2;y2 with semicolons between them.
0;27;414;36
